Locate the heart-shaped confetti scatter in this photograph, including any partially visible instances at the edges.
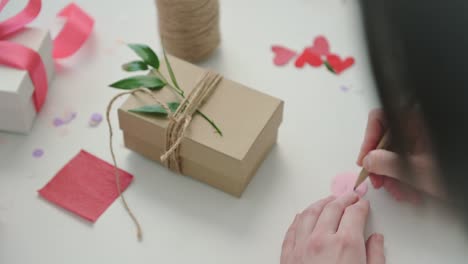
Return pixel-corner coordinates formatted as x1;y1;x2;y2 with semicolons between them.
306;35;331;56
326;54;355;74
295;49;323;68
271;45;297;66
271;35;356;76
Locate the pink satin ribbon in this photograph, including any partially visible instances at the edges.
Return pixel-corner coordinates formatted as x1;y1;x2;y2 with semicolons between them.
0;0;41;38
0;42;48;111
0;0;94;112
0;0;8;12
53;3;94;59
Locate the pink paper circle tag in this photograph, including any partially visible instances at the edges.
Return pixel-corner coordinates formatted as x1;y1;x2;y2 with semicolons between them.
331;172;368;197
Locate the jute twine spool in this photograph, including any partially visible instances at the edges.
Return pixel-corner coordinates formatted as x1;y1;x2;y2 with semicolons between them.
156;0;221;62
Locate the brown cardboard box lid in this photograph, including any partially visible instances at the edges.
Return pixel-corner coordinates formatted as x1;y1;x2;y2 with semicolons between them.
119;55;283;167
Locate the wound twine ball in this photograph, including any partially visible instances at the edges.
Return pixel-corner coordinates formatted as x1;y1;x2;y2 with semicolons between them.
155;0;221;62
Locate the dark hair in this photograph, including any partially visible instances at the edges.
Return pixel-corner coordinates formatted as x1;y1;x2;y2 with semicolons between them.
360;0;468;214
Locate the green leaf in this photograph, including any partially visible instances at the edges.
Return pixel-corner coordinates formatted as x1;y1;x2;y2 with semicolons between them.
196;110;223;136
168;102;180;113
129;105;169;116
128;43;160;69
323;60;336;74
129;101;180;116
109;75;166;90
122;61;149;72
163;48;182;94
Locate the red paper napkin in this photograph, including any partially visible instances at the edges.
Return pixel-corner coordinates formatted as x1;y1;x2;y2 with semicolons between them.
38;150;133;222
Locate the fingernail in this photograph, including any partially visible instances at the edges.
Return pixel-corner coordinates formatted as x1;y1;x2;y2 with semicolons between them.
374;175;385;189
295;213;300;220
346;191;359;201
292;214;299;224
363;155;372;170
375;233;384;243
362;199;370;207
369;175;378;188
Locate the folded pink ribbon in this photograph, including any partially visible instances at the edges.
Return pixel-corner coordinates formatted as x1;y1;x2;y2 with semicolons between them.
0;0;94;112
53;3;94;59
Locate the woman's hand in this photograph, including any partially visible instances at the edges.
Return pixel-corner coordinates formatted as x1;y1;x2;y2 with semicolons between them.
356;109;446;202
281;193;385;264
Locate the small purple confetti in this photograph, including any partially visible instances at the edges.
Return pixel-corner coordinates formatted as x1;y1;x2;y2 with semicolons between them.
340;85;350;92
53;118;64;127
89;113;103;127
53;112;77;127
32;148;44;158
63;112;77;124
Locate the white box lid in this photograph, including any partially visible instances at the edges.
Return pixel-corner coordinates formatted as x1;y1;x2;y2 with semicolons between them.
0;27;54;108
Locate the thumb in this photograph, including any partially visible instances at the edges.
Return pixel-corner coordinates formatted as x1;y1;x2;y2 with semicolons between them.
363;150;401;179
366;233;386;264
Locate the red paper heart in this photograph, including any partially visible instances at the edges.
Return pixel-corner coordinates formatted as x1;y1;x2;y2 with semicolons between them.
306;36;331;56
271;45;297;66
295;49;323;68
326;54;355;74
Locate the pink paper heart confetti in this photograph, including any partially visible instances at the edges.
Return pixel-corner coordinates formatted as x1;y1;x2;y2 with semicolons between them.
326;54;355;74
306;35;331;57
295;49;323;68
271;45;297;66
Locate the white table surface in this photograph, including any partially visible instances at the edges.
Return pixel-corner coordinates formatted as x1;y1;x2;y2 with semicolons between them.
1;0;467;263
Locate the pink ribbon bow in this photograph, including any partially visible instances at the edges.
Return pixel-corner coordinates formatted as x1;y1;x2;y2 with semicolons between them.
0;0;94;112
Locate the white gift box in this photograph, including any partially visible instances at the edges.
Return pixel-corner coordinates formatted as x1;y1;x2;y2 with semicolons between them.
0;27;54;134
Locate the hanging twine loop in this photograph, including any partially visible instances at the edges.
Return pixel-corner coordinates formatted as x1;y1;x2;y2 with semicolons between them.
106;71;222;240
155;0;221;62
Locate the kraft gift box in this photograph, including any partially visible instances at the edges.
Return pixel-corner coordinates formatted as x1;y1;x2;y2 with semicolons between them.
0;27;55;133
118;56;283;197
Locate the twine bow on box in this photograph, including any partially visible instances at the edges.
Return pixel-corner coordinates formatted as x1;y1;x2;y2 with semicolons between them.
106;69;222;240
0;0;93;112
161;71;222;172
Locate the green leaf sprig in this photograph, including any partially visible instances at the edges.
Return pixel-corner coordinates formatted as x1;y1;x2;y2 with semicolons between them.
323;60;336;74
109;43;222;136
